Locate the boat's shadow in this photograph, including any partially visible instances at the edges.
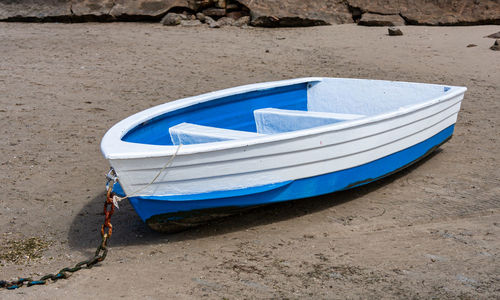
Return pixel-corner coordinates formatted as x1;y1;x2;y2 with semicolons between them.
67;149;442;254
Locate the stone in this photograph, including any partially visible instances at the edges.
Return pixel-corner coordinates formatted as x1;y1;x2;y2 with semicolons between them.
109;0;192;18
215;16;235;26
202;7;226;17
250;15;329;27
193;0;213;10
349;0;500;25
0;0;193;20
485;32;500;39
205;16;220;28
466;44;477;47
241;0;353;26
71;0;115;18
215;0;226;9
348;0;400;15
240;0;500;27
180;19;202;26
226;3;240;11
358;13;405;26
388;27;403;36
250;16;279;27
196;12;206;22
233;16;251;27
226;11;246;20
160;12;186;25
491;39;500;51
0;0;72;20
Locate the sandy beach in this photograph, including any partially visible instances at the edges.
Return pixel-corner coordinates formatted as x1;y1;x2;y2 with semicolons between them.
1;23;499;299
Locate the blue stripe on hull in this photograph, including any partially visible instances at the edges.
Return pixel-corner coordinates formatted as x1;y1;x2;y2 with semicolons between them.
119;124;455;222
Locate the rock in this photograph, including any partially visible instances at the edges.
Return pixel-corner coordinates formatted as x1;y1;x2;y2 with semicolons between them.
0;0;193;21
349;0;500;25
491;39;500;51
180;19;202;26
241;0;500;27
233;16;251;27
215;16;235;26
226;3;240;11
160;12;186;26
466;44;477;47
109;0;192;18
250;16;280;27
241;0;353;26
424;254;447;262
358;13;405;26
70;0;116;19
205;16;220;28
226;11;246;20
196;12;206;22
0;0;72;20
193;0;212;10
348;0;399;15
215;0;226;9
485;32;500;39
0;0;499;26
202;7;226;17
250;15;329;27
388;27;403;36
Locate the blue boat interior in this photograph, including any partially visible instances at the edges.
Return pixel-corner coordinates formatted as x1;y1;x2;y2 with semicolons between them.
122;79;453;146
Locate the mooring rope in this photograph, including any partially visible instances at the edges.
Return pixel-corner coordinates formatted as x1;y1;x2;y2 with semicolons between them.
110;143;182;207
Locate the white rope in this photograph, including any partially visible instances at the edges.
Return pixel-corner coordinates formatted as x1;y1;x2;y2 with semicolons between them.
111;143;182;208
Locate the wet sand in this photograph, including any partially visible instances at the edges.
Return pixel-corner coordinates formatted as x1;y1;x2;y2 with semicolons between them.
0;23;499;299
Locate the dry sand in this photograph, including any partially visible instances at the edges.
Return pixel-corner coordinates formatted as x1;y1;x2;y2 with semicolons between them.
0;23;499;299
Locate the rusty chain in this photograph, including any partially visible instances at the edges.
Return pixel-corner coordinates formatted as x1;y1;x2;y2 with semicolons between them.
1;186;116;290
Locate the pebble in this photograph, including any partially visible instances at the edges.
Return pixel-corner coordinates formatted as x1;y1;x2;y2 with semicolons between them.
485;31;500;39
216;17;235;27
388;27;403;36
160;13;186;26
234;16;250;27
490;39;500;51
196;12;206;22
180;20;202;27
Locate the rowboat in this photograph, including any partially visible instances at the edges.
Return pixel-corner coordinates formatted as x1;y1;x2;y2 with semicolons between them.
101;77;466;232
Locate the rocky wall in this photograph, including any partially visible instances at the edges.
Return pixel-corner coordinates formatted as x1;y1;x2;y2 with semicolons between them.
0;0;499;26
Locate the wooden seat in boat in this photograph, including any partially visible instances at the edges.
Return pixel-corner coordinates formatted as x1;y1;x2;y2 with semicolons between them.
254;108;365;134
169;122;263;145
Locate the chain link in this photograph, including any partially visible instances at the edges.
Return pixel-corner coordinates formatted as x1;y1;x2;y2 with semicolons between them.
1;186;115;290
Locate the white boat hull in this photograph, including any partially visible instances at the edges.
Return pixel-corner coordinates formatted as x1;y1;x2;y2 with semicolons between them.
100;77;466;231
